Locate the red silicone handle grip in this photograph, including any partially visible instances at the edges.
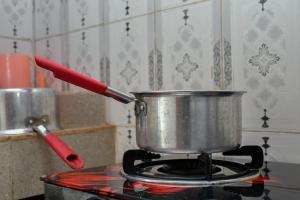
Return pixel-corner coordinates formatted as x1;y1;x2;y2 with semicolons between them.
44;134;84;169
35;56;108;95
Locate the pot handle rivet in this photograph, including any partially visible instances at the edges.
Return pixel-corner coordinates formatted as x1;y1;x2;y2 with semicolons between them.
135;101;147;116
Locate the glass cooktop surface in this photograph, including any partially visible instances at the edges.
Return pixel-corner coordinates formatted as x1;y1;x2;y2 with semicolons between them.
42;161;300;200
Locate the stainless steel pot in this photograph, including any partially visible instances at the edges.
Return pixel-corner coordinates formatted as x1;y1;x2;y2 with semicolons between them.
0;88;59;134
35;56;245;154
134;91;244;153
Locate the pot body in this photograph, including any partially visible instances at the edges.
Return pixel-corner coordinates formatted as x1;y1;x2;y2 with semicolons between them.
133;91;244;154
0;88;59;134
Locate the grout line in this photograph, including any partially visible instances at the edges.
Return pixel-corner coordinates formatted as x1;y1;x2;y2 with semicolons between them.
114;125;136;129
63;0;71;91
220;0;225;90
153;0;158;91
242;129;300;135
0;36;33;42
9;141;14;199
32;0;37;85
62;0;69;67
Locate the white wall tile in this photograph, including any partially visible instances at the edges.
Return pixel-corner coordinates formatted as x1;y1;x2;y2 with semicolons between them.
35;36;64;92
105;15;154;126
115;126;138;163
0;0;33;39
68;26;103;92
35;0;64;39
105;98;136;127
0;38;33;56
104;0;154;23
156;0;207;11
156;1;219;90
229;0;300;130
68;0;103;31
242;131;300;164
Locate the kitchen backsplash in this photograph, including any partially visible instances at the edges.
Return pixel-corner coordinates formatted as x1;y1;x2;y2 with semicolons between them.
0;0;33;55
0;0;300;163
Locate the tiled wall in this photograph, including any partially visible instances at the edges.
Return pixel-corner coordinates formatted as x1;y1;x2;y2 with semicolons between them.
1;0;300;163
228;0;300;131
225;0;300;164
0;0;34;55
104;0;300;163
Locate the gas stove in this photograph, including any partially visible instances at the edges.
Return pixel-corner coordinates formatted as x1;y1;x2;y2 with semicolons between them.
42;145;300;200
121;146;263;185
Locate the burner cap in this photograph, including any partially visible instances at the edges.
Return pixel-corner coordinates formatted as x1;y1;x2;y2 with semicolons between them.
157;159;221;176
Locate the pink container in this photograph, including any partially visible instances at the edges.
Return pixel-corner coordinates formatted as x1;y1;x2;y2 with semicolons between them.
0;54;45;88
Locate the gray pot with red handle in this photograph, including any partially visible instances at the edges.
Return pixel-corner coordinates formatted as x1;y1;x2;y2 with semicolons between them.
25;116;84;169
35;56;245;154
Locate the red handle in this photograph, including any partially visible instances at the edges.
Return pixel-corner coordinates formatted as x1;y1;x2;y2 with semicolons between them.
44;134;84;169
35;56;108;95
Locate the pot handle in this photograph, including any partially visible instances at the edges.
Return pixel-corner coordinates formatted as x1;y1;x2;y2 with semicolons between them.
35;56;135;104
33;125;84;169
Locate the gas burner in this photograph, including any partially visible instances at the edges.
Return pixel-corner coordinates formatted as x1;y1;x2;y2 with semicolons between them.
121;146;264;185
157;159;222;176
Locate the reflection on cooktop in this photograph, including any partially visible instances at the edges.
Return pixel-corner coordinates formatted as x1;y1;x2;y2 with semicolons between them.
42;161;300;200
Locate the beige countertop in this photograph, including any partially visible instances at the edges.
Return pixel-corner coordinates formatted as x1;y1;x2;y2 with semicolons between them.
0;92;113;199
0;124;116;200
0;124;115;142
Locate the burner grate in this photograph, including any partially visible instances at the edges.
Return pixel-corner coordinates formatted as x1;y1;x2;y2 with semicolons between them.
122;146;264;185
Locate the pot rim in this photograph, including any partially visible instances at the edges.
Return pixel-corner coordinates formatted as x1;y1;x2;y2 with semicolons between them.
132;90;246;97
0;88;54;93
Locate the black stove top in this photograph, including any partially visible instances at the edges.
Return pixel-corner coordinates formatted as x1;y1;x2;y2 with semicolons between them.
42;147;300;200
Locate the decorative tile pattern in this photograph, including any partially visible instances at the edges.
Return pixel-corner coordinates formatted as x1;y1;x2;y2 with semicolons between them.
213;41;221;88
148;48;163;90
249;43;280;77
175;53;199;81
104;0;154;23
68;27;102;92
148;49;155;90
120;61;138;85
35;37;64;91
105;15;154;126
213;39;232;89
261;109;270;128
156;1;218;90
110;20;147;92
259;0;268;11
115;127;138;163
230;0;300;130
242;131;300;164
0;38;32;55
223;40;233;88
68;0;103;31
0;0;33;39
35;0;63;39
155;49;163;90
262;136;270;156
